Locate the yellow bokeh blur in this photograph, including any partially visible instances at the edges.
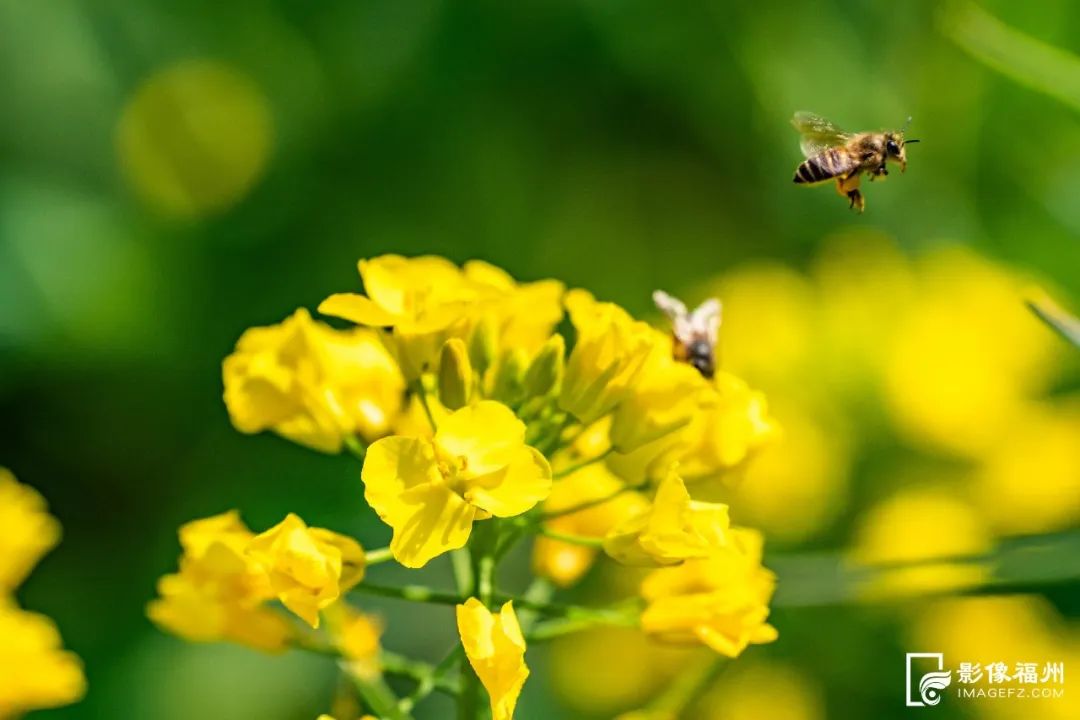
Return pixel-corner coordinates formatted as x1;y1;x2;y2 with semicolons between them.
697;660;825;720
849;485;992;599
884;247;1063;458
549;626;693;716
970;398;1080;535
116;59;273;218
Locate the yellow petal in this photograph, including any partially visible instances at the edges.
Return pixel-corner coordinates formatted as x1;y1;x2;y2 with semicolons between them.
0;605;86;713
465;447;552;518
318;293;400;327
0;470;62;592
604;470;728;566
456;599;529;720
435;402;527;477
388;483;476;568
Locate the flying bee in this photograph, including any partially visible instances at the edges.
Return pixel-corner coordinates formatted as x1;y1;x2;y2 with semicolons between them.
653;290;721;378
791;111;919;212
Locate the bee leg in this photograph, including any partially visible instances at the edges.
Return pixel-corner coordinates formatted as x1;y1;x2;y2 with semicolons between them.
835;174;864;211
847;188;865;212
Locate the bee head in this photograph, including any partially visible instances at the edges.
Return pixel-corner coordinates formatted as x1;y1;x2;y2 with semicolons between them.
884;132;908;172
687;339;715;379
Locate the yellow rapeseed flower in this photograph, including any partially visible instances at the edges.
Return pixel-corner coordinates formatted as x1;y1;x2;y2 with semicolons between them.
456;598;529;720
147;511;292;651
640;527;778;657
533;464;648;586
0;602;87;717
319;255;474;378
559;290;655;425
0;469;61;593
363;401;552;568
247;514;366;628
604;469;729;567
673;372;777;482
463;260;564;358
0;471;85;716
607;371;777;488
608;335;709;453
223;308;404;452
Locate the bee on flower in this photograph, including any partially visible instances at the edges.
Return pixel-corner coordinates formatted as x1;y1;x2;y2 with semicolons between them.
163;255;783;719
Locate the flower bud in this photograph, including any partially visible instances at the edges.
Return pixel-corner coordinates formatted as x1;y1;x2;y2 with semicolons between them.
492;348;528;405
524;334;565;398
438;338;473;410
468;316;498;377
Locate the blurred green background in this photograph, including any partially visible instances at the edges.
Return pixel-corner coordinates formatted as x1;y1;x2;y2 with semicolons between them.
2;0;1079;718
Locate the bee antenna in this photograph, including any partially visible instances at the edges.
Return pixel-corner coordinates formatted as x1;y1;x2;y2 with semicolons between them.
905;139;921;144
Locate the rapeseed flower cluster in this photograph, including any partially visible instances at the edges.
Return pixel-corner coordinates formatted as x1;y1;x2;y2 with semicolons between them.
151;255;781;719
0;469;85;717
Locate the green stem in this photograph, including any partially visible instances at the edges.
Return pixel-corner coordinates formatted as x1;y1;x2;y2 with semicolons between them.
399;646;463;712
350;672;412;720
344;435;367;462
645;652;727;715
512;578;555;634
552;447;615;479
535;527;605;548
351;582;463;606
451;548;475;593
290;638;412;719
364;546;395;566
414;381;439;431
526;608;639;642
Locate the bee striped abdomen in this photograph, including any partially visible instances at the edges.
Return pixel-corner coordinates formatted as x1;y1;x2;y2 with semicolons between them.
793;148;852;184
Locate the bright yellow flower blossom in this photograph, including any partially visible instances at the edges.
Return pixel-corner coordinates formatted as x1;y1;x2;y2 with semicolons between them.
673;372;777;482
456;599;529;720
463;260;564;357
223;308;404;453
148;511;292;651
533;464;648;586
0;602;86;717
640;527;778;657
247;514;366;628
609;335;709;453
0;469;61;592
363;401;552;568
604;469;729;567
559;290;655;425
607;371;777;488
319;255;474;378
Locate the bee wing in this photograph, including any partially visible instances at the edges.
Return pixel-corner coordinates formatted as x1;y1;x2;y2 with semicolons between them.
653;290;688;322
791;111;852;158
689;298;722;344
